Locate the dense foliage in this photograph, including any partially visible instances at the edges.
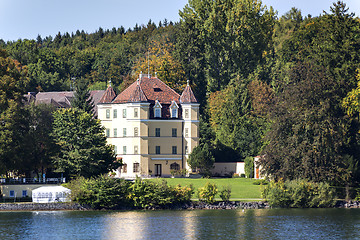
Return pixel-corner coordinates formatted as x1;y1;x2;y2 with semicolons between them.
262;179;336;208
197;182;218;204
52;108;119;178
67;176;194;209
1;0;360;189
0;49;29;176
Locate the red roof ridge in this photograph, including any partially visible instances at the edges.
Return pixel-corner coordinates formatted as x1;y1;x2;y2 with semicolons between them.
99;85;116;104
113;76;180;104
180;81;198;103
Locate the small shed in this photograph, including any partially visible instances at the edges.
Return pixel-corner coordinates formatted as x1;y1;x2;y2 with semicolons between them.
32;186;71;203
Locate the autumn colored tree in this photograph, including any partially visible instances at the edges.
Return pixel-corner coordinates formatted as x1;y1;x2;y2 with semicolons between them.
0;49;29;175
132;39;187;93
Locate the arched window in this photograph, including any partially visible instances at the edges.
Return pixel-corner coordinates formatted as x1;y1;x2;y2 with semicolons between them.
170;162;180;171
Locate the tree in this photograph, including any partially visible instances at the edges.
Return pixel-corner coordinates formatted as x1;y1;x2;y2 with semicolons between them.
0;48;29;176
244;156;254;178
52;108;120;178
178;0;275;93
208;79;266;161
187;142;215;176
132;39;186;93
24;103;58;176
260;62;360;184
72;77;94;115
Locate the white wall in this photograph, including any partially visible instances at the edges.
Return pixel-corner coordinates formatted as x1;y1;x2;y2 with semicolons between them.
212;162;245;176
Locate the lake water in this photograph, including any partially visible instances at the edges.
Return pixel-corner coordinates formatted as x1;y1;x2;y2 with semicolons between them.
0;208;359;239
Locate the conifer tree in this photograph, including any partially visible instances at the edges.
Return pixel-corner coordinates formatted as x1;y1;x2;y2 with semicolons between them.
72;78;94;116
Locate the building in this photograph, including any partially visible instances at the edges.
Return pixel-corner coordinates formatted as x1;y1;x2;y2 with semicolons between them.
211;162;245;177
24;90;105;117
97;74;199;178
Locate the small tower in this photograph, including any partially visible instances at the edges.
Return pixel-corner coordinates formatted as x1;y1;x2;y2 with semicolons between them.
180;80;200;172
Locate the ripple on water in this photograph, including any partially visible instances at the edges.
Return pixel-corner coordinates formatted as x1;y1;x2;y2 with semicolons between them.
0;208;359;240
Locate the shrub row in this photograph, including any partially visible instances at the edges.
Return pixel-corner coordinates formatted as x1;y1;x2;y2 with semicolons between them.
261;179;336;208
66;176;195;209
66;176;233;209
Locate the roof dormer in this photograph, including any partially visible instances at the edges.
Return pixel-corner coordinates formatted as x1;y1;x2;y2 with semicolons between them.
154;100;162;118
170;100;179;118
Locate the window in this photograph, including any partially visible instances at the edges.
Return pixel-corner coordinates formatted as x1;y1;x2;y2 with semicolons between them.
9;190;15;197
123;128;127;137
122;164;127;173
156;146;161;154
123;146;127;154
171;108;178;118
106;109;110;119
114;145;118;154
134;145;138;154
185;128;189;138
185;109;189;118
133;163;139;173
106;128;110;137
134;108;138;118
155;128;160;137
123;109;127;118
113;109;117;118
134;127;139;137
185;146;188;154
113;128;117;137
172;128;177;137
170;162;180;171
22;190;27;197
154;100;162;118
170;100;178;118
155;108;161;118
172;146;177;154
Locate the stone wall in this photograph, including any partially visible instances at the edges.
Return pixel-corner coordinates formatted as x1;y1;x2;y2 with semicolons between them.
0;202;87;211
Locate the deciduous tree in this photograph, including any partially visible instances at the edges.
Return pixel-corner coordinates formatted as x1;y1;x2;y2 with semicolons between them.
52;108;120;178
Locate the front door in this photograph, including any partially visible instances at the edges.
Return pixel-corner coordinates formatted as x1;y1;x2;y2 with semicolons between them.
155;164;162;177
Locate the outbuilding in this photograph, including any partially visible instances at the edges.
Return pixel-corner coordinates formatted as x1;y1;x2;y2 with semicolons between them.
32;186;71;203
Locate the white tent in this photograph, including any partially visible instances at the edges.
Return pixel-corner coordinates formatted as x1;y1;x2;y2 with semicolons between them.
32;186;71;203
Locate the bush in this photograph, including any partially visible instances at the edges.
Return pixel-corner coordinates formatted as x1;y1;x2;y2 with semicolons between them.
66;175;132;209
170;169;187;177
262;179;336;208
261;179;292;207
129;178;194;208
197;182;218;204
232;173;240;178
67;176;195;209
219;185;231;202
244;156;254;178
253;179;269;185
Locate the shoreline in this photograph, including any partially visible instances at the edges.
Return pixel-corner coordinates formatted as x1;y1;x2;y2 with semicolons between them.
0;200;359;211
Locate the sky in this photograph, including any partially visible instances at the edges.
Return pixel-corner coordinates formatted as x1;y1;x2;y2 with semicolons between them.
0;0;360;42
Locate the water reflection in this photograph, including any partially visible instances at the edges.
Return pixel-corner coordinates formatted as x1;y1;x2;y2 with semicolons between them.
0;209;359;239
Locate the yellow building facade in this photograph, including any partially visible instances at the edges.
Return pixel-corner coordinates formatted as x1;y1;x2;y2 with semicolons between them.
98;74;199;178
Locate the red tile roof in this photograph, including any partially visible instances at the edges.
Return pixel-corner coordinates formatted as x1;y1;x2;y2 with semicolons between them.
113;77;180;104
180;82;198;103
98;86;116;104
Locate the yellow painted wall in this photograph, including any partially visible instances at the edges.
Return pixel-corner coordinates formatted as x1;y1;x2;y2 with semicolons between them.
1;184;60;198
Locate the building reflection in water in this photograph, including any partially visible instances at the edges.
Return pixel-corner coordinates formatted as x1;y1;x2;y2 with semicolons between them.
102;211;195;240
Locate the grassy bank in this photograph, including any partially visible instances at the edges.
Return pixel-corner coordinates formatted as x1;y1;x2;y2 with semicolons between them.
150;178;262;200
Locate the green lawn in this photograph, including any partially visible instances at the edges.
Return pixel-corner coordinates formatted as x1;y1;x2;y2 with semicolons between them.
150;178;263;201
